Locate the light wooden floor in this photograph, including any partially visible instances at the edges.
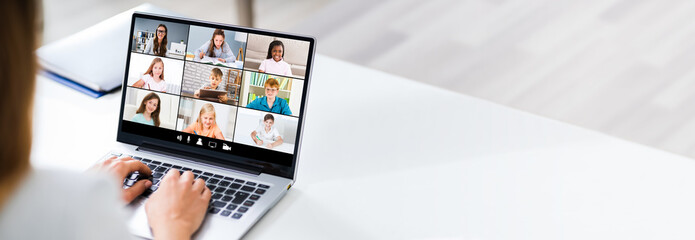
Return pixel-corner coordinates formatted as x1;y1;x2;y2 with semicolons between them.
43;0;695;160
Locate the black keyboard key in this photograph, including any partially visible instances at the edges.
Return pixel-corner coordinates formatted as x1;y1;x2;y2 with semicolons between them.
238;207;248;213
255;189;266;195
249;195;260;201
213;174;224;179
224;189;236;195
258;184;270;189
192;170;202;174
172;165;181;169
149;185;158;192
208;208;220;214
211;201;226;208
182;167;192;171
226;204;237;210
223;177;234;181
231;192;249;204
151;160;161;165
207;186;216;192
208;178;220;184
212;193;222;200
221;196;233;202
133;156;143;160
141;190;153;197
240;186;255;192
230;183;241;189
162;163;172;167
243;201;254;207
147;164;157;170
153;180;160;186
234;179;245;183
219;181;231;187
203;172;213;176
246;182;257;186
221;210;231;217
214;187;225;193
199;176;209;181
232;213;243;219
152;173;163;178
154;166;168;173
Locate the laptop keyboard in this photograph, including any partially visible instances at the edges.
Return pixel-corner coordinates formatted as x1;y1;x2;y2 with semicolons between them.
111;153;269;220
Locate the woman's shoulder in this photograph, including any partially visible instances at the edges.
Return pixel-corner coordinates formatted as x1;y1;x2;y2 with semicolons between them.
0;169;129;239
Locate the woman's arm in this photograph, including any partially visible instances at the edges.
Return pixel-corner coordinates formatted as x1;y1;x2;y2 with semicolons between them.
194;41;209;60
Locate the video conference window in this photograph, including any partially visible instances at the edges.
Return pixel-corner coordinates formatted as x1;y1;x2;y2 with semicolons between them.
233;108;298;154
239;71;303;117
176;98;238;142
181;62;242;105
123;88;180;130
186;26;248;69
244;34;310;79
131;19;189;60
127;53;184;94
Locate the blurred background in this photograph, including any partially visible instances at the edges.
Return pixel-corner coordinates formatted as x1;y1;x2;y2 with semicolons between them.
44;0;695;159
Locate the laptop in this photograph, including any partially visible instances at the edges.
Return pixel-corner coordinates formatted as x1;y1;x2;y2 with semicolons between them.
99;12;315;239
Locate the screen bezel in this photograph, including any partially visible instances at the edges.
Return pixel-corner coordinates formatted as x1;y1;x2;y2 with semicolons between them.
117;12;315;180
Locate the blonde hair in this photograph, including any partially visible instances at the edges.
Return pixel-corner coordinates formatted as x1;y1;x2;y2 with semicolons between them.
0;0;39;205
144;57;165;80
195;103;218;129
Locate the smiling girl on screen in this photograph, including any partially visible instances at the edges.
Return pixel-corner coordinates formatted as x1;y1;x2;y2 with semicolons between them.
130;92;161;127
144;24;167;57
194;29;235;63
258;40;292;77
182;103;225;140
132;57;167;92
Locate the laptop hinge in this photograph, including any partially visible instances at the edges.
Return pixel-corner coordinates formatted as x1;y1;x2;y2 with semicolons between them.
137;142;263;176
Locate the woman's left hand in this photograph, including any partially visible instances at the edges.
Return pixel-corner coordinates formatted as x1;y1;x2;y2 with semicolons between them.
89;156;153;203
218;58;226;63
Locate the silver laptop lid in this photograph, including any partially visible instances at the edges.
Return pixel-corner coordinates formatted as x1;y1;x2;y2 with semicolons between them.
116;12;316;180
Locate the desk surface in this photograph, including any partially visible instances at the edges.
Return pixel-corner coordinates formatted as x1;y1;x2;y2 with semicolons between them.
32;55;695;239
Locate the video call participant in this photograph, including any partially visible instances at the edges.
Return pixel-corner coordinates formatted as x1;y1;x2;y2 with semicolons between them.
182;103;225;140
132;57;167;92
193;67;228;103
194;29;235;63
258;40;292;77
246;78;292;115
131;92;161;127
250;113;283;149
144;24;167;57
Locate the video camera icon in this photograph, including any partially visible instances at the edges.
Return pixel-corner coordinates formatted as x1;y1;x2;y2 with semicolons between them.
222;143;231;151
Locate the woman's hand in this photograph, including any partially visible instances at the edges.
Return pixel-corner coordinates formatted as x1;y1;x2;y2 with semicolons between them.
255;139;264;146
217;58;226;63
198;52;205;59
146;170;211;240
89;156;152;203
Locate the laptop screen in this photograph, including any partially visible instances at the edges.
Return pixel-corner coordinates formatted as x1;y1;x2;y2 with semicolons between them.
117;13;315;179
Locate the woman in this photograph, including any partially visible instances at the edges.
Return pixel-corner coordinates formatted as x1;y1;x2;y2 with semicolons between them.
0;1;210;239
144;24;168;57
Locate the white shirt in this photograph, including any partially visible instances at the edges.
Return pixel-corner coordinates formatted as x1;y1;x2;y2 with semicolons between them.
0;169;132;240
259;58;292;77
255;124;281;143
140;74;167;92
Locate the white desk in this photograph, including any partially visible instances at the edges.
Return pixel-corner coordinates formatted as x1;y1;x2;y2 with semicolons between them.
32;55;695;239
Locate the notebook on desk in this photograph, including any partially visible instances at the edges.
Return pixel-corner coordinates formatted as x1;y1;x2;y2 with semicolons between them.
36;4;182;97
99;12;315;239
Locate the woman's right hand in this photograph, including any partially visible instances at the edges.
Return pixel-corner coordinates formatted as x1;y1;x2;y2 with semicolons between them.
198;52;205;59
255;139;264;145
146;170;211;240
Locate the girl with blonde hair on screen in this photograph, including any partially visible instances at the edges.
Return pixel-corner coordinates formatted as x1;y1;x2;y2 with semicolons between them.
183;103;225;140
